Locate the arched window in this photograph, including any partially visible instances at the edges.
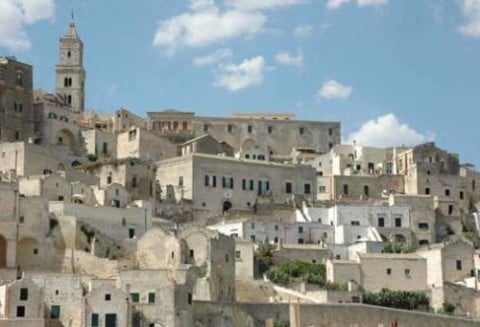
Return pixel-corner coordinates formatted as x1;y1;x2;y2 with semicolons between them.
15;71;23;86
67;51;71;58
67;95;72;105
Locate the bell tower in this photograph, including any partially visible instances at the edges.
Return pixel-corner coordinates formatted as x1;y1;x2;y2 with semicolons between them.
56;14;85;112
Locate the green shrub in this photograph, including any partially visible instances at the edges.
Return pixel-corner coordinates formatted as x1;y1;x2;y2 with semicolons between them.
265;260;326;286
363;289;429;310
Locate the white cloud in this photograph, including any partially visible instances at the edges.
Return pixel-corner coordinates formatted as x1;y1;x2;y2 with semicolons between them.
189;0;215;10
215;56;267;91
294;24;313;37
357;0;388;7
193;48;234;66
326;0;388;10
458;0;480;37
275;50;303;67
347;113;434;148
152;4;266;54
224;0;304;10
0;0;55;51
316;80;352;100
326;0;351;10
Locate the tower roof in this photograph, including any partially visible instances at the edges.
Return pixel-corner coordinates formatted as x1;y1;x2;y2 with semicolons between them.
63;12;81;40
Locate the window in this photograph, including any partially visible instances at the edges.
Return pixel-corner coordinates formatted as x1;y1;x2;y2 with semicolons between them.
188;292;193;304
212;176;216;187
105;314;117;327
19;216;24;223
17;306;25;317
298;238;304;244
386;268;392;275
448;205;454;215
363;185;369;197
190;249;194;258
148;292;156;304
130;293;140;303
204;175;209;186
131;176;137;188
15;131;20;140
107;175;112;184
91;313;99;327
128;129;137;141
268;126;273;134
249;179;254;191
50;305;61;319
328;127;333;136
203;124;209;132
242;179;246;190
378;217;385;228
20;288;28;300
328;143;333;150
425;188;430;195
460;191;464;200
225;254;229;262
67;95;72;105
227;124;233;133
251;222;255;229
319;186;326;193
235;250;241;259
274;237;278;243
15;71;23;86
456;260;462;271
0;68;4;81
419;240;429;245
351;221;360;226
179;176;184;186
404;269;411;277
250;235;256;242
274;225;279;231
247;125;253;133
343;184;349;196
304;183;311;195
418;223;429;230
298;226;304;234
285;182;292;194
102;142;108;154
129;228;135;239
395;218;402;228
33;248;38;255
299;127;304;135
445;189;450;197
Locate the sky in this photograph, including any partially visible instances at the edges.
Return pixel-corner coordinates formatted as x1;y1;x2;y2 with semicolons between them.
1;0;480;165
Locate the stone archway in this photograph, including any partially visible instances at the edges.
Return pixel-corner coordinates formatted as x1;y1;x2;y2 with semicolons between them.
0;234;7;267
55;128;76;151
17;237;41;270
222;200;232;214
390;234;406;244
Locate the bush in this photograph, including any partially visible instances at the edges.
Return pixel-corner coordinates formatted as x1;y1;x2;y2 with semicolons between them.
440;302;456;316
265;260;326;286
255;244;275;275
382;242;416;254
325;282;349;291
363;289;429;310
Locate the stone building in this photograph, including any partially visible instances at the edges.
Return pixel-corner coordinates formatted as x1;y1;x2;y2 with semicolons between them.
117;127;177;162
0;279;44;321
326;253;428;293
156;153;317;218
55;18;85;112
147;110;341;157
0;56;35;142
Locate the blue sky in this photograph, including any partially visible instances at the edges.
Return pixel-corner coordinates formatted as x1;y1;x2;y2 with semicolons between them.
1;0;480;165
